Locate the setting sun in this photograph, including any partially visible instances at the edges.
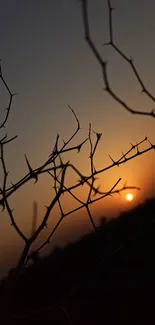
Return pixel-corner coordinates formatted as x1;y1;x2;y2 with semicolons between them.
126;193;134;202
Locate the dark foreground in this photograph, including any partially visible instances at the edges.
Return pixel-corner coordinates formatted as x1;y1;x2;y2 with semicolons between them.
1;197;155;324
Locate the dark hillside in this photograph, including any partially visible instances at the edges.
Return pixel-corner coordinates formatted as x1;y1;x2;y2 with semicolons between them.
1;197;155;324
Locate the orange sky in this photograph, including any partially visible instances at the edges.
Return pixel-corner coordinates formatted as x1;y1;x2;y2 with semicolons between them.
0;0;155;277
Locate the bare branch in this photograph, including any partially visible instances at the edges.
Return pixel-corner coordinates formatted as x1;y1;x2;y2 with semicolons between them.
105;0;155;103
80;0;155;118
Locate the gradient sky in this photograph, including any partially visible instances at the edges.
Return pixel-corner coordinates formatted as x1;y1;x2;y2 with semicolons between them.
0;0;155;277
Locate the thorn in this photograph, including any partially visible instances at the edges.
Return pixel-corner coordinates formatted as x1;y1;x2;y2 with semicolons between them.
77;143;83;152
25;154;33;173
25;154;38;183
108;193;114;198
79;175;87;185
108;154;119;166
52;133;60;155
136;143;140;154
93;186;100;196
148;139;155;149
130;142;135;149
59;155;63;166
10;182;16;188
121;151;127;161
108;154;115;163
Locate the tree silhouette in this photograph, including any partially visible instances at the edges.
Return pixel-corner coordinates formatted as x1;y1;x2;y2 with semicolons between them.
0;0;154;320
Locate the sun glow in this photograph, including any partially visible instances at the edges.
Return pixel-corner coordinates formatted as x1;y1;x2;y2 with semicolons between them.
126;193;133;202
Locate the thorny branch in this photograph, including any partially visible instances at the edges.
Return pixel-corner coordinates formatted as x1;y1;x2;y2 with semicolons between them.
0;2;154;321
0;8;154;312
0;48;154;286
80;0;155;118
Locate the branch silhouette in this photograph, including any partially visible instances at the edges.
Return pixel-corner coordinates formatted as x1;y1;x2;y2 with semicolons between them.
80;0;155;118
0;63;154;282
0;3;154;319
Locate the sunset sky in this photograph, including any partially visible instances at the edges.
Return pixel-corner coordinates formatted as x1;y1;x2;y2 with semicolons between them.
0;0;155;277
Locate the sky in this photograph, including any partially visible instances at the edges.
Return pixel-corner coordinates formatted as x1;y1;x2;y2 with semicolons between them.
0;0;155;277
